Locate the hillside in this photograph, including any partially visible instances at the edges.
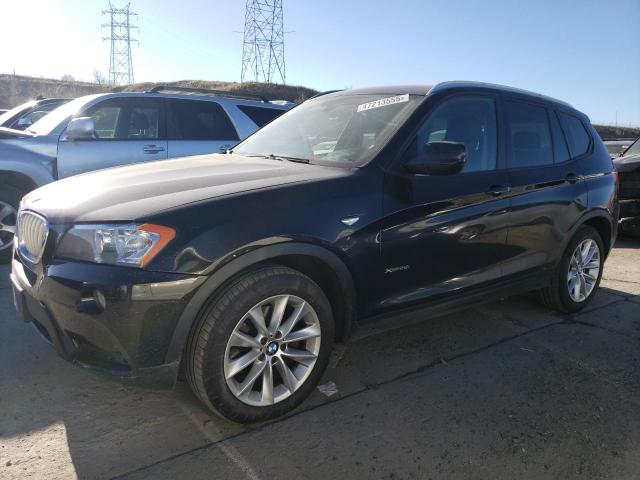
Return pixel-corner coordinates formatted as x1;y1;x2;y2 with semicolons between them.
0;74;317;109
1;74;637;140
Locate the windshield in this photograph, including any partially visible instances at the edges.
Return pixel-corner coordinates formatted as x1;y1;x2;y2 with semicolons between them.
27;96;95;135
234;93;423;166
624;137;640;157
0;101;36;126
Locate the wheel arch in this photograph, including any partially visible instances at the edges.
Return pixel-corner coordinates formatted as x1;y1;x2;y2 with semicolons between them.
0;170;39;195
165;242;357;369
576;211;614;257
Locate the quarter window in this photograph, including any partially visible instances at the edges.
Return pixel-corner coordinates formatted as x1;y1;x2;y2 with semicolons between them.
558;112;591;158
505;101;553;168
237;105;286;127
405;96;498;173
168;100;239;141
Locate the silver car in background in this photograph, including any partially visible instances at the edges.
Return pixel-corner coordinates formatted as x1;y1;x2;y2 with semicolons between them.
0;86;294;262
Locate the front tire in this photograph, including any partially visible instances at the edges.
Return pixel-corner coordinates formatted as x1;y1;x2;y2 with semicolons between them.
0;184;22;264
540;225;604;313
184;265;334;423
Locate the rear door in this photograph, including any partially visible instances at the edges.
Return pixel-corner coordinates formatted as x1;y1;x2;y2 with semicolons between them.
501;99;588;277
166;99;240;157
377;94;510;312
57;98;167;178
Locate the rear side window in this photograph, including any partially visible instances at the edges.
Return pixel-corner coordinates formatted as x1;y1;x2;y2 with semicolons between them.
237;105;286;127
558;112;591;158
168;100;239;141
505;101;553;168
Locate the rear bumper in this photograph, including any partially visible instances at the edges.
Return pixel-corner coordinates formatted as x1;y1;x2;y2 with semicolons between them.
11;254;204;386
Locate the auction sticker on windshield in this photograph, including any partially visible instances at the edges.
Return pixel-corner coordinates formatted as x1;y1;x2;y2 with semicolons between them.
357;94;409;113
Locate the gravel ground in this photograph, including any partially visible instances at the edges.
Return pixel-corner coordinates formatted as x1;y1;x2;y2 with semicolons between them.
1;238;639;480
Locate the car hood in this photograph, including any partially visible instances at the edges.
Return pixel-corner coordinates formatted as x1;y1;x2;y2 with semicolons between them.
23;153;349;223
613;153;640;173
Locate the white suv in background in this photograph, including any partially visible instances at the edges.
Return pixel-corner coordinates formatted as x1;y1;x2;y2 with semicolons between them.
0;86;294;262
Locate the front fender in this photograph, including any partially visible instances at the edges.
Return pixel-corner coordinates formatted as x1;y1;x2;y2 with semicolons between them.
164;241;357;367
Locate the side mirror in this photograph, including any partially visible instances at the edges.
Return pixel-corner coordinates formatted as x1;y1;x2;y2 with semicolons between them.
16;117;33;128
405;141;467;176
63;117;95;141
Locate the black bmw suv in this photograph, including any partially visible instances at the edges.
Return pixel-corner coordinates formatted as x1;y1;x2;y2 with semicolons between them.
10;82;618;422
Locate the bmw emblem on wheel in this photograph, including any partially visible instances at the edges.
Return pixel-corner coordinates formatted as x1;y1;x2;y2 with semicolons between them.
266;341;279;356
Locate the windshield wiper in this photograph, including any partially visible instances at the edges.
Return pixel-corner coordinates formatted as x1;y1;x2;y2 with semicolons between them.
243;153;310;164
272;155;310;164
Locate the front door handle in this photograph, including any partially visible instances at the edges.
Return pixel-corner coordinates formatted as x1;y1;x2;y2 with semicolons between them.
486;185;511;196
143;144;165;154
565;173;581;183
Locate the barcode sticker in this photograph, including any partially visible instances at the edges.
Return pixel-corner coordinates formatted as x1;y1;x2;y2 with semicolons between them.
357;94;409;113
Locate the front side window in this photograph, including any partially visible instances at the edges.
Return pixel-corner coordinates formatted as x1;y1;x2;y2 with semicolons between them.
404;96;498;173
126;106;159;139
87;100;161;140
505;101;553;168
234;93;423;166
91;105;121;138
559;112;591;158
168;100;239;141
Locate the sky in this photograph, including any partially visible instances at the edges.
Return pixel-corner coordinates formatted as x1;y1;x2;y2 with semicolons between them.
1;0;639;126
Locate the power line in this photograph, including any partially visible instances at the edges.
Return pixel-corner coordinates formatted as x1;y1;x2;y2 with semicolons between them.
102;2;138;85
241;0;286;84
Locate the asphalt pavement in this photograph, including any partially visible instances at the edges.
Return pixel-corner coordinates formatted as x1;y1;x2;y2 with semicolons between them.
1;238;639;479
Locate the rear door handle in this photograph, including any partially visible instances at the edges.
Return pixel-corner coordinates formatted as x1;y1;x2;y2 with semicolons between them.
565;173;581;183
143;144;165;154
486;185;511;196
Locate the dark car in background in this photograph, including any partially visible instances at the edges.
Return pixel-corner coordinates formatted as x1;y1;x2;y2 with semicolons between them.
613;136;640;234
0;98;69;131
10;82;617;423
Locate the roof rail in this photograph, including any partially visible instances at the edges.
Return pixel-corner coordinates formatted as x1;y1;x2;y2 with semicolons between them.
308;89;344;99
146;85;268;103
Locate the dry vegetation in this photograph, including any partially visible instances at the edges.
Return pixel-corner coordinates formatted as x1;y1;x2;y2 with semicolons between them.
0;74;317;109
1;74;637;140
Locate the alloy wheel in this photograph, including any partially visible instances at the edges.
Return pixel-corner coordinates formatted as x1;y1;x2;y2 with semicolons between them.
567;238;601;303
223;294;321;407
0;201;17;252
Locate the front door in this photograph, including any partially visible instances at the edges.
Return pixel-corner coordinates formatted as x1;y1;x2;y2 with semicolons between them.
376;95;510;314
57;98;167;179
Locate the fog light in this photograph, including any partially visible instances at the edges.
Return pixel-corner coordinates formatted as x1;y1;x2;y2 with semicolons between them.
78;289;106;314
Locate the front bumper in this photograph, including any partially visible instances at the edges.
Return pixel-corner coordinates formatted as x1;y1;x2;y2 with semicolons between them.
11;252;204;386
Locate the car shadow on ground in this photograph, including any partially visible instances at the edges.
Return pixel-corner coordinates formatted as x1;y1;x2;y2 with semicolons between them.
1;239;639;479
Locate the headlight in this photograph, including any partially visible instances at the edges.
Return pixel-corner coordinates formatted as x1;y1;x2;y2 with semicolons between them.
56;223;175;268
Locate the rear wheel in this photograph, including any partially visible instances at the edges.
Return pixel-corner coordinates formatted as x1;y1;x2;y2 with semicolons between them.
539;225;604;313
185;265;334;423
0;184;22;264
